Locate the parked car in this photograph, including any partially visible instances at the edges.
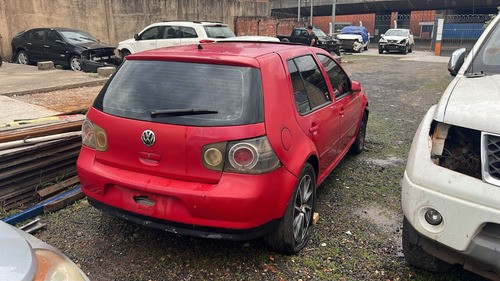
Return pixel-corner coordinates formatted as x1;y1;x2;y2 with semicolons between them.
401;13;500;280
0;220;89;281
11;27;118;72
77;41;369;254
216;36;280;42
276;26;341;56
378;28;414;54
336;26;370;53
117;21;235;58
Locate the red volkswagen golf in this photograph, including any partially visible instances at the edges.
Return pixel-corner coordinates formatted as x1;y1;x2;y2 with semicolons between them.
77;41;368;254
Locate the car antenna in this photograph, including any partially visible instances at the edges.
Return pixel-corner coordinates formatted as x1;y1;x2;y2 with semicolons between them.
198;44;203;50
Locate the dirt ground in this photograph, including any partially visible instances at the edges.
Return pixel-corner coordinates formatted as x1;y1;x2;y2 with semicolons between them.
14;53;489;281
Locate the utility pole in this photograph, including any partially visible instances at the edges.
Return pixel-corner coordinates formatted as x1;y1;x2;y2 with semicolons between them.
310;0;313;26
298;0;301;22
331;0;336;34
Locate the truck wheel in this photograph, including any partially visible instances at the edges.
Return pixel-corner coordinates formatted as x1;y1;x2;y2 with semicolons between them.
264;163;316;254
402;217;451;272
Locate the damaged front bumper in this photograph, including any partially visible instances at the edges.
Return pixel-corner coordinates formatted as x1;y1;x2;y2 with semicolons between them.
81;48;120;72
402;105;500;277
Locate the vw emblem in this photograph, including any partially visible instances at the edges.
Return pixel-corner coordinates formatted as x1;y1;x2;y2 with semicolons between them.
141;130;156;147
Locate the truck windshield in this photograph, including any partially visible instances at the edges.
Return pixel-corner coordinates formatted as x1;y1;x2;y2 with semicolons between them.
468;19;500;75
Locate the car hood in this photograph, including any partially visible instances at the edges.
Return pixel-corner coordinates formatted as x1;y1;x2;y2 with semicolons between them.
75;41;115;50
436;74;500;133
0;222;36;281
380;35;407;41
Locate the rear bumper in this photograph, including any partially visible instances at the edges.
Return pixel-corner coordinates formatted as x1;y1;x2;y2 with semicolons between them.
77;147;297;234
88;197;278;240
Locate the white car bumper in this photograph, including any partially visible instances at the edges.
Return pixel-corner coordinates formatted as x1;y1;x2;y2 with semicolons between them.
402;105;500;271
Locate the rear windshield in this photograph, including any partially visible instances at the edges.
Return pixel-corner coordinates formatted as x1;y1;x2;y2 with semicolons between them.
93;60;264;126
203;26;235;38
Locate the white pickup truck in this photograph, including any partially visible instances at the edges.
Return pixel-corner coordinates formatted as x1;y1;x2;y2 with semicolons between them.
401;13;500;280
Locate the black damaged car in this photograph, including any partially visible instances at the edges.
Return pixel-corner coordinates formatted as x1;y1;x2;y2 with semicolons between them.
11;27;119;72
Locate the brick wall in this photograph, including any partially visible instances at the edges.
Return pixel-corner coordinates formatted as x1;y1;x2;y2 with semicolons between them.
235;17;300;36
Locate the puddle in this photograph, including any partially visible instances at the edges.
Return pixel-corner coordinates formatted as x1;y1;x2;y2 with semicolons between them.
366;156;405;168
355;204;404;257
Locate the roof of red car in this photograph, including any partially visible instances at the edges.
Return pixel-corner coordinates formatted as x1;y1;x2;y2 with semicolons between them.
126;42;305;67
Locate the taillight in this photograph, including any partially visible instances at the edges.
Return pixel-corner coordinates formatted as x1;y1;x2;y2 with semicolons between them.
81;118;108;152
199;39;215;43
202;136;280;174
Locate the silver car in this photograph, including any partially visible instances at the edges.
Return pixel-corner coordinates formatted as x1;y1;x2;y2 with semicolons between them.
0;221;89;281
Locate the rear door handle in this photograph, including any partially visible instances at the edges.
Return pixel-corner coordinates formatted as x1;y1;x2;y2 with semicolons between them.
309;124;319;134
43;45;49;48
339;106;345;115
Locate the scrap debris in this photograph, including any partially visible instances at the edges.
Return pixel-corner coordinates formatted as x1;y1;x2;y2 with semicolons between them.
0;115;84;213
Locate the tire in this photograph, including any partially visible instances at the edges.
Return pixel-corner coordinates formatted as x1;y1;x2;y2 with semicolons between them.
281;38;289;43
378;46;383;54
364;44;368;51
402;217;451;272
0;57;2;67
264;163;316;255
401;44;408;55
69;55;82;71
349;114;367;155
16;50;29;65
408;44;413;53
121;49;131;58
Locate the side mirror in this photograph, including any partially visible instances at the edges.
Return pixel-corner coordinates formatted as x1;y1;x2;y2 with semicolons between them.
447;48;466;76
134;34;139;40
380;34;385;38
351;80;362;92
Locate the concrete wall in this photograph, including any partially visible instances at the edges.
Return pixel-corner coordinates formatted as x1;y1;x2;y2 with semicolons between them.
0;0;269;59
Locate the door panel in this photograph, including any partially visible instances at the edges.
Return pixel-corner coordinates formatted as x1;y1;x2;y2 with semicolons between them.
25;29;46;61
157;25;181;48
134;26;164;52
317;54;362;153
45;30;68;64
287;55;341;174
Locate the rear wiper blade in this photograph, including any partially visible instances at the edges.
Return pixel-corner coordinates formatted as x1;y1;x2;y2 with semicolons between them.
150;109;218;117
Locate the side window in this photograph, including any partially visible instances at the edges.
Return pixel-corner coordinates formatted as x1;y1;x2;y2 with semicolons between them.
293;29;301;36
317;54;350;99
28;30;45;41
179;26;197;38
47;30;62;42
288;55;331;114
140;27;161;40
163;26;178;39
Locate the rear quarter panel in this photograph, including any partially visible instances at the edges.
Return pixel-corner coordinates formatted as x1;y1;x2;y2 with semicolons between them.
257;49;318;179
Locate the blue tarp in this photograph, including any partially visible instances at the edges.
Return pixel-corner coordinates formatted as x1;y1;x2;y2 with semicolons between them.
340;26;369;44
